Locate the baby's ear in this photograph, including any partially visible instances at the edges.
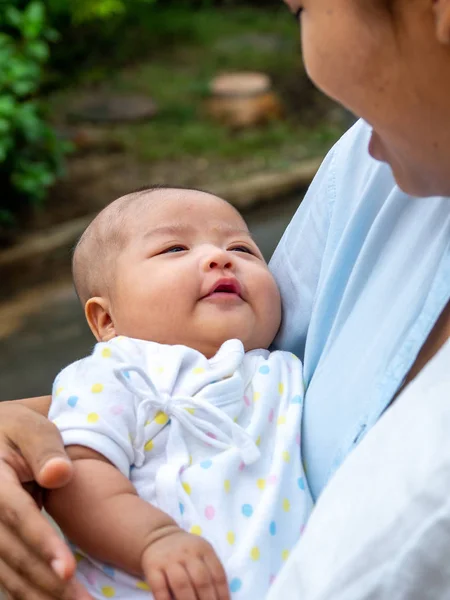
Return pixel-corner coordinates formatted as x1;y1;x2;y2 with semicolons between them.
434;0;450;44
85;297;116;341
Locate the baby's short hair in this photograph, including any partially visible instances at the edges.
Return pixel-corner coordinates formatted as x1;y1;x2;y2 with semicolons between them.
72;185;208;305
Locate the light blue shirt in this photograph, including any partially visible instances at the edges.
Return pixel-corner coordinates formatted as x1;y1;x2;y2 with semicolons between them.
270;120;450;500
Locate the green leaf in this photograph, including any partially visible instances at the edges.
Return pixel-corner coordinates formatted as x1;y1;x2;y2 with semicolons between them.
4;6;23;30
25;39;49;62
22;2;46;40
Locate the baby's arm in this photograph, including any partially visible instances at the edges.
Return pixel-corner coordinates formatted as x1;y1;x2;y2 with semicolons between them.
45;445;230;600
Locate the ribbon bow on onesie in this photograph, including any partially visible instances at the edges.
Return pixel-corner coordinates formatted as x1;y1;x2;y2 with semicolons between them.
114;364;260;467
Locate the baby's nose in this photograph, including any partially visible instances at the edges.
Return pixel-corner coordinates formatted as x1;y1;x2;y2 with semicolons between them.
203;248;233;270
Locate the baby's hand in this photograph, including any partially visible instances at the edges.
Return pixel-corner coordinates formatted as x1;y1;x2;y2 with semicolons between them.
141;526;230;600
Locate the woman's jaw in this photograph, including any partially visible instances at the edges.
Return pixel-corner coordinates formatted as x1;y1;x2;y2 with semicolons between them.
293;0;450;198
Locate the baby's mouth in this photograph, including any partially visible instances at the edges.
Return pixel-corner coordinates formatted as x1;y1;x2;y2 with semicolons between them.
203;278;242;299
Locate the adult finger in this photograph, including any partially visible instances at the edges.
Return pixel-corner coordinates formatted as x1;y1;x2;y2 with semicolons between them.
0;519;79;600
0;404;73;489
0;554;91;600
166;563;197;600
202;554;229;600
185;558;216;600
0;465;76;583
144;569;171;600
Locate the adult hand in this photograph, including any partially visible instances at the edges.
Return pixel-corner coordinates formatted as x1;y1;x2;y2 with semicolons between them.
0;401;93;599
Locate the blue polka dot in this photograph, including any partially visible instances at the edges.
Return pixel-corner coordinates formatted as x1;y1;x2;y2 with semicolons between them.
269;521;277;536
259;365;270;375
230;578;242;593
123;370;131;379
200;459;212;469
298;477;305;490
241;504;253;517
67;396;79;408
291;395;302;404
103;565;115;577
179;503;185;515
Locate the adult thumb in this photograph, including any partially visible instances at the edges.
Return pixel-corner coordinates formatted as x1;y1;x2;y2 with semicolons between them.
1;403;73;489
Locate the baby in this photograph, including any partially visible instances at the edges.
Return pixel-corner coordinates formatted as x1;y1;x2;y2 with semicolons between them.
46;186;312;600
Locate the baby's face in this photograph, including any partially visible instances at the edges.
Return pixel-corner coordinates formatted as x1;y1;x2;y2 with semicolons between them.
107;189;281;357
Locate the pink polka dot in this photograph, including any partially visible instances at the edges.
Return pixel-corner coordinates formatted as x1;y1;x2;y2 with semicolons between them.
269;575;276;586
268;409;274;423
239;461;245;471
206;432;217;447
244;395;251;407
86;571;96;586
296;433;301;445
205;506;215;520
300;524;306;535
110;405;124;416
267;474;277;485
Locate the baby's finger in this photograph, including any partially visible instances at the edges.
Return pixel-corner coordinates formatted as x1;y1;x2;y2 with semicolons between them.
202;553;229;600
145;569;171;600
185;558;216;600
166;563;197;600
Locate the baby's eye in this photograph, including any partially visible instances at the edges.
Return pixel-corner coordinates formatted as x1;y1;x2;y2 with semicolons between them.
229;246;254;255
162;245;187;254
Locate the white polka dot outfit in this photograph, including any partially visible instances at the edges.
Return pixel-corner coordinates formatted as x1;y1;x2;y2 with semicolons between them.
50;338;312;599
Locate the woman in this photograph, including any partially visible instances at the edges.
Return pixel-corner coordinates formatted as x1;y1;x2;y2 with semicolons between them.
0;0;449;598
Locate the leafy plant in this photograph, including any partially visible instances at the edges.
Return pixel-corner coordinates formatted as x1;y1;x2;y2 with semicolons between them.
0;1;67;233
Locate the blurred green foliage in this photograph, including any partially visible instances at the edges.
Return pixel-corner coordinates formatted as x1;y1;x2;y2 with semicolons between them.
0;1;67;232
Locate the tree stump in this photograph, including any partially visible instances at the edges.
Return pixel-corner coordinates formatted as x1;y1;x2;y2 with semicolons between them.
206;72;283;129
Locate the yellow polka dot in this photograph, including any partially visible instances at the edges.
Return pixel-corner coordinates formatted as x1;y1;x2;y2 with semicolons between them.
155;411;169;425
185;407;195;415
277;416;286;425
257;478;266;490
283;498;290;512
282;549;290;562
250;547;260;561
55;386;64;396
116;336;125;341
182;482;191;495
91;383;104;394
136;581;150;591
255;436;261;446
224;479;231;493
282;450;290;463
233;416;238;423
87;413;99;424
144;440;154;451
144;420;151;426
189;455;193;466
101;587;115;598
156;366;164;374
253;392;261;402
190;525;202;536
278;383;284;395
101;348;112;358
227;531;235;545
193;367;205;375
